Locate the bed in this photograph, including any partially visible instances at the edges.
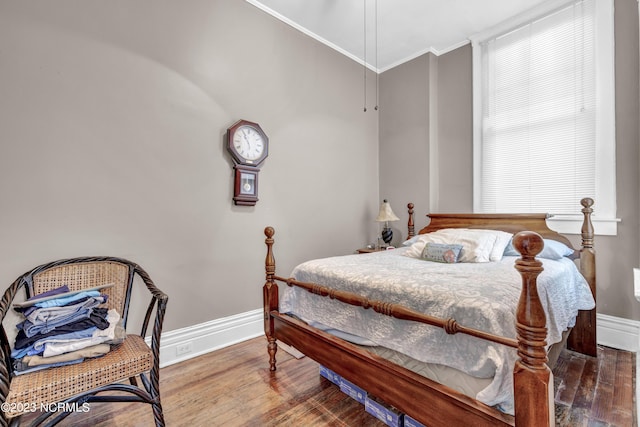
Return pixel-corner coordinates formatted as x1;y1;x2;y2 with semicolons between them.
262;198;597;427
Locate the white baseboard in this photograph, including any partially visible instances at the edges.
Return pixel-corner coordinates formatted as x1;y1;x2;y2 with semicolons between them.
147;308;263;368
594;313;640;427
597;313;640;352
148;310;640;368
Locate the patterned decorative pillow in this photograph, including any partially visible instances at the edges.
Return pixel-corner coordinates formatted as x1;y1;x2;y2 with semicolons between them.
420;243;463;263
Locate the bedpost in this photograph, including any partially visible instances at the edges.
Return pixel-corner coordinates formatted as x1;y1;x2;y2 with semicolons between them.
407;203;415;239
512;231;554;427
567;198;597;356
264;226;279;371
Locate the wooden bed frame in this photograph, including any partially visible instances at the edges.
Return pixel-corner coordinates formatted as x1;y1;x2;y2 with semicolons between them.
262;198;596;427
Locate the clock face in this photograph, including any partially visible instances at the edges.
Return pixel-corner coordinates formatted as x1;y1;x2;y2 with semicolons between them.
232;125;265;162
226;119;268;167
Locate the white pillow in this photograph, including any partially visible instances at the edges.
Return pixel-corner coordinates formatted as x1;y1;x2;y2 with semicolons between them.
404;229;499;263
464;229;513;261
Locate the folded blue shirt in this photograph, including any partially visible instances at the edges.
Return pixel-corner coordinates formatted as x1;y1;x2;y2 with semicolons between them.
33;290;101;309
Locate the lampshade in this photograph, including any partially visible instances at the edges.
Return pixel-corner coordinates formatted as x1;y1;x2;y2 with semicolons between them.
375;199;400;222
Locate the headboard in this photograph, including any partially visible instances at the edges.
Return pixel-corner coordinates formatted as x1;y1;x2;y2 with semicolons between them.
407;198;595;259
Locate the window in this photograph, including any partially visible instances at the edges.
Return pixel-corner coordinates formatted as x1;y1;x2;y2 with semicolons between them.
471;0;617;235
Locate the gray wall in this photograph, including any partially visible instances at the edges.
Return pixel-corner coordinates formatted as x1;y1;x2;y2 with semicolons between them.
0;0;381;332
434;45;474;213
1;0;638;335
380;0;640;321
378;54;432;245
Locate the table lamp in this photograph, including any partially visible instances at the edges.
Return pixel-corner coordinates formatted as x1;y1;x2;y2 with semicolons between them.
375;199;400;246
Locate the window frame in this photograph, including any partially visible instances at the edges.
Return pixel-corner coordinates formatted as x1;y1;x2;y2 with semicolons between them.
470;0;617;235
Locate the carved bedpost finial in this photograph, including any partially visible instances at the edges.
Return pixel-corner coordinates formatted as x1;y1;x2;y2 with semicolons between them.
580;198;594;249
512;231;544;261
407;203;415;239
264;227;276;281
264;226;275;238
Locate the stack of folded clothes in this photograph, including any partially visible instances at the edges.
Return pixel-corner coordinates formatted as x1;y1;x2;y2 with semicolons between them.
11;285;125;375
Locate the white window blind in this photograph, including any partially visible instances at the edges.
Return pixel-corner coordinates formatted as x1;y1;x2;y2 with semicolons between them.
472;0;616;234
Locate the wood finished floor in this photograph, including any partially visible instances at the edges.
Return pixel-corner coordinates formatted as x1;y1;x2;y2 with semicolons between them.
26;337;635;426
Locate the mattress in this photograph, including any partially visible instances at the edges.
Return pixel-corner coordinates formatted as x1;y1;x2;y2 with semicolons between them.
281;247;595;414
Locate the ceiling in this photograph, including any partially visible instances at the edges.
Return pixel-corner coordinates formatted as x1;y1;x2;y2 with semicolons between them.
247;0;551;72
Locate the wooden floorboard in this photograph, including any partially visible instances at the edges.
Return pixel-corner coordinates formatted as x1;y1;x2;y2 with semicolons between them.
553;346;636;427
19;337;636;426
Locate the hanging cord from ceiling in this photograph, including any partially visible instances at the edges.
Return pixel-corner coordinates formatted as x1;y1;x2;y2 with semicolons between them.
363;0;379;113
363;0;368;112
374;0;379;111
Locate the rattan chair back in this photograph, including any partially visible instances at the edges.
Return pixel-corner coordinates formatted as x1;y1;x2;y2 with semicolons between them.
28;261;131;326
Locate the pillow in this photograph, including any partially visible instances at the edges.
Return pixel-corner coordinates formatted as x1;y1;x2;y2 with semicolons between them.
461;229;513;261
491;231;513;261
404;228;498;263
503;238;574;260
402;235;421;246
420;243;463;263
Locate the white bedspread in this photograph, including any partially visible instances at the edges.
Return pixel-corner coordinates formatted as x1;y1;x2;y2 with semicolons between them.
280;247;595;414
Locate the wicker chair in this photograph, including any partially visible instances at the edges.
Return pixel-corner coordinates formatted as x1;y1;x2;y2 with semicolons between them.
0;257;168;426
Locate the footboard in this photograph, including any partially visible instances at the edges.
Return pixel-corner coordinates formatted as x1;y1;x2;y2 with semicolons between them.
269;310;515;426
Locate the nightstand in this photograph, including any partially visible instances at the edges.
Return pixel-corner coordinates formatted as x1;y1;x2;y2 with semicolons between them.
356;247;387;254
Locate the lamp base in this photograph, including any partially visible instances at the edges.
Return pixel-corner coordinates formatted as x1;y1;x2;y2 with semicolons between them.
381;227;393;246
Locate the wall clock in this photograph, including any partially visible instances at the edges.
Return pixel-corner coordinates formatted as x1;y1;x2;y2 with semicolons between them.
226;120;268;206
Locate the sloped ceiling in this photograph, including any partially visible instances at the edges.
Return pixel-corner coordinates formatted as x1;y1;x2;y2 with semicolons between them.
247;0;551;72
